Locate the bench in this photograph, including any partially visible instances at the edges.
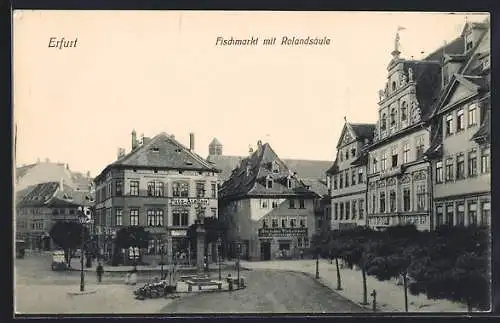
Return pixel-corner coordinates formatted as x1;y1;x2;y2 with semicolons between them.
186;280;223;292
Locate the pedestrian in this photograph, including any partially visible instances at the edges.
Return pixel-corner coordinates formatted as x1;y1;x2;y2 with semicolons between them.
300;249;304;260
96;262;103;283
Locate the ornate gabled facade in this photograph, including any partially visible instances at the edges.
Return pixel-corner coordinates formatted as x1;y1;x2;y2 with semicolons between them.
326;121;375;230
93;131;220;264
365;29;467;230
218;141;319;261
426;19;490;228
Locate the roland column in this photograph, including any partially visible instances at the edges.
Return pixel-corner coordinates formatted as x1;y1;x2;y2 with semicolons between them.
195;220;206;272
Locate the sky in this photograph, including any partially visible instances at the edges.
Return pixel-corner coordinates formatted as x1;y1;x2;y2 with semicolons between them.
13;11;489;177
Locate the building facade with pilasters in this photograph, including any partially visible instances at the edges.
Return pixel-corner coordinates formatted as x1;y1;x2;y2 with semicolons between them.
365;29;466;231
326;122;375;230
427;20;490;228
93;131;220;264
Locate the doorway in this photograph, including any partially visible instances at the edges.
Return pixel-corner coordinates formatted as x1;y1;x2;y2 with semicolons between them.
260;241;271;261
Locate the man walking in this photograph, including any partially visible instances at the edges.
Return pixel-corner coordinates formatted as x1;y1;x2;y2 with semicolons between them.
96;262;104;283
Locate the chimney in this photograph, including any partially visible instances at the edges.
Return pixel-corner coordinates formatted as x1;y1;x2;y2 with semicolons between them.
117;147;126;159
257;140;263;149
131;129;138;150
248;146;254;156
66;164;70;170
86;171;91;178
189;133;195;151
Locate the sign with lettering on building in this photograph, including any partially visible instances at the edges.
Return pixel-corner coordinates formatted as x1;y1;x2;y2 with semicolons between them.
258;227;308;237
170;198;209;207
170;229;187;237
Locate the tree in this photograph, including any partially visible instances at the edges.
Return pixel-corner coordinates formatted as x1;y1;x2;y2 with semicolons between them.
364;225;426;312
407;225;490;312
49;221;89;268
326;230;348;290
114;226;151;270
341;226;379;305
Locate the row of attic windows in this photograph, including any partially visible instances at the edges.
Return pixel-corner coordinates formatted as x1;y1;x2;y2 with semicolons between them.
265;175;293;189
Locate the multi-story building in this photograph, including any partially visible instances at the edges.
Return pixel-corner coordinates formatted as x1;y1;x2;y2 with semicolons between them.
326;121;375;230
16;180;94;251
365;29;466;231
207;137;331;185
218;140;319;261
93;130;220;264
16;159;93;193
426;19;490;228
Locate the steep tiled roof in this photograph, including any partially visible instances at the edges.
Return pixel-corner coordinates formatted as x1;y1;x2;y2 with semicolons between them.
424;36;464;62
282;159;331;180
219;143;318;200
97;133;220;182
15;162;89;192
300;178;329;197
206;155;243;182
17;182;95;208
471;107;491;144
325;161;339;175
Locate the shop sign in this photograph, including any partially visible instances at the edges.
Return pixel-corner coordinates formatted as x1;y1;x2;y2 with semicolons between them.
170;198;209;207
170;229;187;237
258;227;308;237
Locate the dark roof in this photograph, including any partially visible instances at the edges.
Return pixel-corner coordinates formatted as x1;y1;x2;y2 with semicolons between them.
209;138;222;146
96;132;219;181
471;106;491;144
350;151;369;166
325;161;339;175
16;164;37;180
424;36;464;62
206;155;243;182
282;159;331;179
17;182;95;208
219;143;318;200
350;123;376;141
300;179;329;197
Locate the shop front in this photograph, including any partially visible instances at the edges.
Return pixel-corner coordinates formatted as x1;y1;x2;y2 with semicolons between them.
258;227;309;260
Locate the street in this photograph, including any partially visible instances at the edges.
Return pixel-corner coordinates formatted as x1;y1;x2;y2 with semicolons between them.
15;255;366;314
161;269;368;313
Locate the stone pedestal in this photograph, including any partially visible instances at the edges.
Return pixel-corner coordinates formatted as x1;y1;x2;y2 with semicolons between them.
196;226;206;272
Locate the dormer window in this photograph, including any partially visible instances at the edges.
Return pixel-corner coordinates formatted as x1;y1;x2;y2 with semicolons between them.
272;161;280;173
266;175;273;189
151;147;160;152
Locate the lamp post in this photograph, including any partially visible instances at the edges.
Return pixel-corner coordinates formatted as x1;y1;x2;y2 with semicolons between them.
160;245;164;280
77;206;93;292
217;237;222;280
236;240;241;289
315;247;320;279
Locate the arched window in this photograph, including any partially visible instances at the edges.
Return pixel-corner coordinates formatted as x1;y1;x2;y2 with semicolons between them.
392;81;397;91
381;114;387;130
401;102;408;121
390;108;396;125
266;175;273;189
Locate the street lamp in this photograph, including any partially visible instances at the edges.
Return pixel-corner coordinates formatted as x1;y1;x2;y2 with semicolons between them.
160;244;165;280
315;247;320;279
77;206;93;292
236;240;241;289
217;237;222;280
